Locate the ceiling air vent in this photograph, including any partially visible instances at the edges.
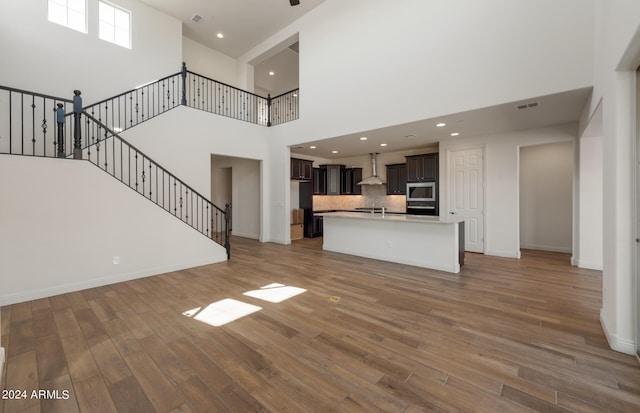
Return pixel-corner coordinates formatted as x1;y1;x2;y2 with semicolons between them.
289;41;300;53
191;14;203;23
516;101;539;110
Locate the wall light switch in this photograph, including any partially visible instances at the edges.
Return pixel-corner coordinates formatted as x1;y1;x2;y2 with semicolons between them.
113;256;120;265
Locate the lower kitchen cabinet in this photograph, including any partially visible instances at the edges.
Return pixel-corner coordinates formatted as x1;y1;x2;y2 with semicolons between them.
312;215;323;237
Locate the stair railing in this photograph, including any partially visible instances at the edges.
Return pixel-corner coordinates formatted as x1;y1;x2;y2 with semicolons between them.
81;72;182;137
0;85;230;258
0;85;74;158
81;110;231;257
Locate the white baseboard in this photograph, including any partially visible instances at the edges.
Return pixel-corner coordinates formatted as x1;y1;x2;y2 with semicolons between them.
0;346;5;388
232;231;260;240
576;259;603;270
0;255;226;307
520;243;572;254
484;250;520;259
600;310;637;355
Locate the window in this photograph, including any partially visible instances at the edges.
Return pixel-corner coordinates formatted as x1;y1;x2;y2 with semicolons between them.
48;0;87;33
99;1;131;49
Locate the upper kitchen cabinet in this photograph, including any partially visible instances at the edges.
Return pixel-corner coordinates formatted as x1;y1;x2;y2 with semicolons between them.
386;163;407;195
291;158;313;180
322;164;345;195
313;167;327;195
342;167;363;195
406;153;438;182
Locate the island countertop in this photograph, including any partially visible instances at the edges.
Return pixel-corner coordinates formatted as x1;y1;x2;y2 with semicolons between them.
318;211;465;273
315;211;464;224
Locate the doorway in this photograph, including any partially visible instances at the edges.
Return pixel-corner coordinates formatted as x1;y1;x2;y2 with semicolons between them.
219;167;232;231
519;141;574;254
211;155;261;240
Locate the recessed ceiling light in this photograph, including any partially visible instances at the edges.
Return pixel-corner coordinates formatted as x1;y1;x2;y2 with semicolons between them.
331;150;338;154
360;137;367;141
450;132;460;136
216;33;223;39
380;143;387;147
436;122;446;127
269;71;275;76
310;146;316;149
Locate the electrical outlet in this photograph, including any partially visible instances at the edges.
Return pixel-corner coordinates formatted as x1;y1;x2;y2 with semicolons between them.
113;256;120;265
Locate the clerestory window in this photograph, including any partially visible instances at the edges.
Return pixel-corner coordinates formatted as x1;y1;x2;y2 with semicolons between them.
48;0;87;33
99;1;131;49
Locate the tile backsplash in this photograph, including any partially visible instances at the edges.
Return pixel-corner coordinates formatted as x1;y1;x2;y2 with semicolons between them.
313;185;406;212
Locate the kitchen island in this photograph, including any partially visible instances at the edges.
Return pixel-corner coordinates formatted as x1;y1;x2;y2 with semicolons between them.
316;211;465;273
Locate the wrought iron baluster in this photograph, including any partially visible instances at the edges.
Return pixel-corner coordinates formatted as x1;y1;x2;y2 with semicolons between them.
21;93;24;155
174;180;178;215
30;96;36;155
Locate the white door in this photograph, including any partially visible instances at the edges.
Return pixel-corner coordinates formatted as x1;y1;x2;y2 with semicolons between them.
448;148;485;253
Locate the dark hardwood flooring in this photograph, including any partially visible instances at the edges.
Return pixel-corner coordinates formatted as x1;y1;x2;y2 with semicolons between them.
1;236;639;412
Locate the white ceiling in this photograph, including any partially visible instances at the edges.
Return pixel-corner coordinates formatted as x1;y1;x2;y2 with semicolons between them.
290;87;593;160
136;0;592;160
137;0;324;58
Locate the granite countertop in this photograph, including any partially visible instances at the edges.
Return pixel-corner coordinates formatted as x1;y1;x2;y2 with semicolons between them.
315;211;464;224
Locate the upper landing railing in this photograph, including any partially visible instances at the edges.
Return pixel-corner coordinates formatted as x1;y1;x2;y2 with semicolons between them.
81;62;299;136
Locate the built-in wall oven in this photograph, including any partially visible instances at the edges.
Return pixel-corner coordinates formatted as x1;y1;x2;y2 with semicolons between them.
406;182;437;215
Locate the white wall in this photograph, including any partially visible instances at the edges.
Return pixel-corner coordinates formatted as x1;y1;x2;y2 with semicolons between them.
239;0;595;250
520;141;574;253
120;106;269;198
0;0;182;103
240;0;594;142
0;155;227;306
183;37;238;87
589;0;640;355
121;107;269;240
439;124;577;259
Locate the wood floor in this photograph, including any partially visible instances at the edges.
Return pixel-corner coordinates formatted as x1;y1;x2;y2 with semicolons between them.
1;236;639;412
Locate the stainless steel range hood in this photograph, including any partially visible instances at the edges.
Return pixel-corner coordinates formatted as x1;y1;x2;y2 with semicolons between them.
357;153;385;185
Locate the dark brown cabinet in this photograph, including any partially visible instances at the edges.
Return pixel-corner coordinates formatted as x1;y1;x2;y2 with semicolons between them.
312;167;326;195
386;163;407;195
406;153;438;182
341;167;362;195
291;157;313;180
323;164;344;195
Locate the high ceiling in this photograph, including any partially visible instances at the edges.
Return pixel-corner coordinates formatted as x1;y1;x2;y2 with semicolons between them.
137;0;325;58
137;0;592;160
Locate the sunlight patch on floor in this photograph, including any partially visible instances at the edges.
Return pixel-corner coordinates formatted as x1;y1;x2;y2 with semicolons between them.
243;283;307;303
183;299;262;327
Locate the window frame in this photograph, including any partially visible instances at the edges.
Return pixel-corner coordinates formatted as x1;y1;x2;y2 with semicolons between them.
47;0;87;33
98;0;132;49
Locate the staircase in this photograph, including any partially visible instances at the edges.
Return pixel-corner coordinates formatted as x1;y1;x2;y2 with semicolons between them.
0;63;300;259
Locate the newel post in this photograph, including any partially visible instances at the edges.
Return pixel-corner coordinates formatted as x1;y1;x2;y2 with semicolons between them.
181;62;187;106
224;203;231;259
72;90;83;159
55;103;65;158
266;93;272;127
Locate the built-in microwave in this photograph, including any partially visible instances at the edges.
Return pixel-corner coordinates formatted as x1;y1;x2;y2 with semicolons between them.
406;182;436;202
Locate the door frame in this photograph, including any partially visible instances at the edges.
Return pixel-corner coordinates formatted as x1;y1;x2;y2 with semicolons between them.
444;145;486;254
